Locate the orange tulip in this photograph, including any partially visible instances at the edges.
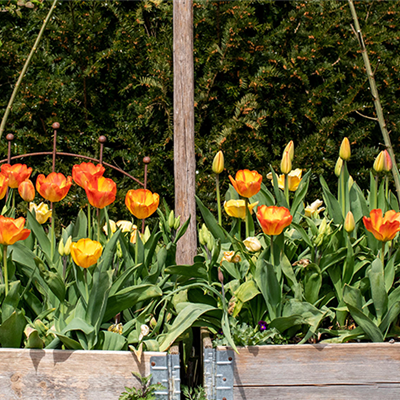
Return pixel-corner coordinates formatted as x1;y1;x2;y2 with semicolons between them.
72;162;105;189
84;176;117;209
18;179;35;202
1;163;32;189
70;238;103;269
363;209;400;242
256;205;293;236
125;189;159;219
0;173;8;200
229;169;262;198
36;172;72;203
0;215;30;245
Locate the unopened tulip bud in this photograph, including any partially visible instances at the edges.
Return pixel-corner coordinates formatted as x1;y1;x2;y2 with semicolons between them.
344;211;355;233
64;236;72;255
174;215;181;230
212;151;224;174
218;267;224;284
283;140;294;161
243;237;262;252
143;226;151;243
18;179;35;202
334;157;343;177
58;239;65;256
150;317;157;329
168;210;175;228
280;151;292;174
348;175;354;190
373;151;384;173
383;150;392;172
339;137;351;161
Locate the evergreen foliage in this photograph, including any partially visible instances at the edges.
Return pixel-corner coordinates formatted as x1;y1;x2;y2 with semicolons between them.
1;0;400;223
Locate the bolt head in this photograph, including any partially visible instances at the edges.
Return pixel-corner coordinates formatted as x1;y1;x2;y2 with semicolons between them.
52;122;60;129
143;156;151;164
99;135;107;143
6;134;14;141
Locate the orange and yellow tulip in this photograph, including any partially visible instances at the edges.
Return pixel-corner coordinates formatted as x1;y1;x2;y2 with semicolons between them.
70;238;103;269
256;205;293;236
0;173;8;200
1;163;32;189
229;169;262;198
0;216;30;245
363;209;400;242
125;189;159;219
36;172;72;202
18;179;35;202
84;176;117;209
72;162;105;189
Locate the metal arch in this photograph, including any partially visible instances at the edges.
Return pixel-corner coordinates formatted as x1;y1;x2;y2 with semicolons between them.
0;152;145;187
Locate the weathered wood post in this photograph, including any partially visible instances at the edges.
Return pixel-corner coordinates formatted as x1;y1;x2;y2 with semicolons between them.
173;0;197;264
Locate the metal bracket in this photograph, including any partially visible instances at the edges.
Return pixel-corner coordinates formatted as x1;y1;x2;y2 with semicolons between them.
203;348;234;400
150;354;181;400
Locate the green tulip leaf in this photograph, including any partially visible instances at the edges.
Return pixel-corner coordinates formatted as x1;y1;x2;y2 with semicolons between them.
0;310;26;348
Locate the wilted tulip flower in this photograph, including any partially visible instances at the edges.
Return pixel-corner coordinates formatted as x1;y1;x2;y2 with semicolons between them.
304;199;325;218
29;202;52;224
1;163;32;189
70;238;103;269
243;237;262;252
18;179;35;202
220;251;241;264
267;169;302;192
229;169;262;198
125;189;159;219
103;220;117;236
36;172;72;202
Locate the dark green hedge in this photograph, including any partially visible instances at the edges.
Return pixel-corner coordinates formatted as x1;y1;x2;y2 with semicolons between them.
1;0;400;224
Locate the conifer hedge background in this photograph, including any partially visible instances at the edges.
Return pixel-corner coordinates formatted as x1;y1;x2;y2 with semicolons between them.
1;0;400;223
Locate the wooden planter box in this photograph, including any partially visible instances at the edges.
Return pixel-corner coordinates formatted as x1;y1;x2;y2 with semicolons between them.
202;333;400;400
0;347;180;400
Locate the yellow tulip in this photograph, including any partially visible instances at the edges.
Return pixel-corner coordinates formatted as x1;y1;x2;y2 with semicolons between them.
344;211;355;233
29;202;52;224
220;251;241;264
224;199;258;220
117;220;134;232
70;238;103;269
243;237;262;252
103;220;117;236
334;157;343;177
283;140;294;161
373;151;385;173
267;169;302;192
304;199;325;218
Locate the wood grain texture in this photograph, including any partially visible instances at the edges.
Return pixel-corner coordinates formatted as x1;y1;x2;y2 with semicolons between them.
173;0;197;265
0;349;166;400
216;343;400;399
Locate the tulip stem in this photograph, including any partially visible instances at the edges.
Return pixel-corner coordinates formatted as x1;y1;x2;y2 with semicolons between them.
270;235;274;266
237;218;241;240
84;269;89;302
135;228;139;269
97;209;100;242
12;190;15;212
381;242;385;269
245;198;250;238
51;205;55;261
284;174;289;207
340;163;346;217
88;204;91;240
3;245;8;296
385;176;389;202
216;174;222;226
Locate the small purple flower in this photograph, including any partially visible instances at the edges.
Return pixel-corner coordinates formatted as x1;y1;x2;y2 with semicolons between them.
217;329;223;336
258;320;267;332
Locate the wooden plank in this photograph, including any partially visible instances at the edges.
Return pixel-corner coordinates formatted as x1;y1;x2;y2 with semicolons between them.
216;343;400;387
233;384;400;400
0;349;166;400
173;0;197;265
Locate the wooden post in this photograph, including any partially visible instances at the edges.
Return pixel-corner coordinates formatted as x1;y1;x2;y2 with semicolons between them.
173;0;197;264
